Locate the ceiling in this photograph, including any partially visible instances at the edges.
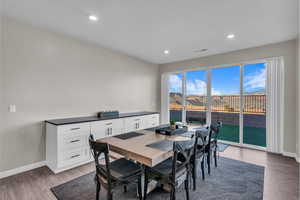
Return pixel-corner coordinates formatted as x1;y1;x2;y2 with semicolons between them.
3;0;299;64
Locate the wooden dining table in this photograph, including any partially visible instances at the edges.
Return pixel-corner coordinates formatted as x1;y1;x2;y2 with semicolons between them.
98;129;195;167
96;127;209;196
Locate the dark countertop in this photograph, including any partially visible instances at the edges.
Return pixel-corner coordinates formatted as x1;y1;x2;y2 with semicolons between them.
45;111;159;126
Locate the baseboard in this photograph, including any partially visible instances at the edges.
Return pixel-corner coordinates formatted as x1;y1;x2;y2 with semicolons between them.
282;152;299;162
0;161;46;179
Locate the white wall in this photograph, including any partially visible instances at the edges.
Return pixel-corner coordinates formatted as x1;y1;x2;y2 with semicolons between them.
160;40;298;154
0;17;160;172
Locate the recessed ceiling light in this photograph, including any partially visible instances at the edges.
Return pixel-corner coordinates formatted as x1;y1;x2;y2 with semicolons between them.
163;49;170;55
89;15;98;21
227;34;235;39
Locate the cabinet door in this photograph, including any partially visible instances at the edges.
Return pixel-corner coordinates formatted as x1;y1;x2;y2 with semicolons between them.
91;121;111;139
111;119;124;136
141;114;160;129
148;114;160;128
124;117;142;133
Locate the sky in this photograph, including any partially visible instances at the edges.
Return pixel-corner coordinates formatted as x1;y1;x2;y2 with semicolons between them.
169;63;266;95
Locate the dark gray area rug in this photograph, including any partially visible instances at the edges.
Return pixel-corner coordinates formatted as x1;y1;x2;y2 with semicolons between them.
51;157;264;200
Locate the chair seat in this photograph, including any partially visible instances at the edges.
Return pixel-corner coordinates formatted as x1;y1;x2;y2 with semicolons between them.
150;158;185;176
100;158;141;180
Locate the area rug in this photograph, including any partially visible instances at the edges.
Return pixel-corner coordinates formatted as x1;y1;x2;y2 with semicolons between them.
51;157;264;200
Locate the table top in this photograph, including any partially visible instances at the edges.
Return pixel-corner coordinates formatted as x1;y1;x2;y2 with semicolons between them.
97;129;192;167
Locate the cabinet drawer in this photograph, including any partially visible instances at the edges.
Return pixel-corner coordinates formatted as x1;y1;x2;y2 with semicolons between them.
60;135;88;151
58;148;90;168
58;123;90;139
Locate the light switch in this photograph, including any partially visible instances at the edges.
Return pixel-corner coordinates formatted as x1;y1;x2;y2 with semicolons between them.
9;105;16;113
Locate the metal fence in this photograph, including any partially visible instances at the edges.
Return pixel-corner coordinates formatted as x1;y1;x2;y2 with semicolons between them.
170;94;266;114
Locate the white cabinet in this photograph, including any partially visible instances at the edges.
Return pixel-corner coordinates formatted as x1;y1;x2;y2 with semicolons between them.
124;117;143;132
123;114;159;133
142;114;160;129
46;122;91;174
91;118;123;139
46;113;160;174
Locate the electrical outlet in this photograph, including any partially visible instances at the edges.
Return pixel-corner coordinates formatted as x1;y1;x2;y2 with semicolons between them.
9;105;16;113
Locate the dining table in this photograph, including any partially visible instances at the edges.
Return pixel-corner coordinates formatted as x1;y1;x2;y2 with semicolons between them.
96;126;209;197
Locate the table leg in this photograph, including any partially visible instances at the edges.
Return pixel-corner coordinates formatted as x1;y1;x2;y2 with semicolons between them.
137;164;157;198
140;165;145;198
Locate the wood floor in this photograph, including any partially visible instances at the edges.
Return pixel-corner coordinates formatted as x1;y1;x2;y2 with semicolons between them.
0;146;298;200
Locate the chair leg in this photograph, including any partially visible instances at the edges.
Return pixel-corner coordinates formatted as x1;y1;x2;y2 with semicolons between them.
123;185;127;193
192;159;197;191
214;150;217;167
143;170;148;200
201;159;205;180
107;186;113;200
207;152;211;175
107;193;113;200
96;179;101;200
184;173;190;200
138;175;142;200
170;184;176;200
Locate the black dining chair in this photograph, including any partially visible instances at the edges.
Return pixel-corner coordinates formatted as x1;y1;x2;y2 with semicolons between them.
143;138;197;200
206;122;222;175
89;135;142;200
191;129;207;190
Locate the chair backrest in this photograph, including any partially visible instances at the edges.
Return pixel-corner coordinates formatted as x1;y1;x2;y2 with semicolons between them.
171;137;196;182
89;135;113;186
194;129;207;151
210;121;222;142
195;129;207;143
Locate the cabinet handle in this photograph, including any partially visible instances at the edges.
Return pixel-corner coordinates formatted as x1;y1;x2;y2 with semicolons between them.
134;119;140;121
71;154;80;159
70;139;80;143
106;123;112;125
107;128;113;136
70;127;80;131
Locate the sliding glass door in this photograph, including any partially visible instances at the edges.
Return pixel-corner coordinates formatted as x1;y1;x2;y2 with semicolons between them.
167;61;267;149
169;73;183;122
242;63;267;147
185;70;208;126
211;66;240;143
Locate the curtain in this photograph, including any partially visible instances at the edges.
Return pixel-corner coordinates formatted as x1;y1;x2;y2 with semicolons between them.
266;57;284;153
